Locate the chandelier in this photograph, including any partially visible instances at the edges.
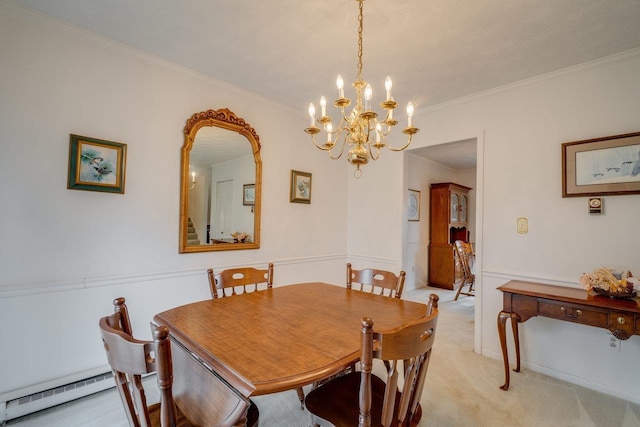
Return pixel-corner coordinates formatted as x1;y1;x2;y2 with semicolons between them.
304;0;418;177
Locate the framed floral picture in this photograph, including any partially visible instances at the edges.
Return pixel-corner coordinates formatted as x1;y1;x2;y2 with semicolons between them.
67;134;127;194
290;170;312;204
562;132;640;197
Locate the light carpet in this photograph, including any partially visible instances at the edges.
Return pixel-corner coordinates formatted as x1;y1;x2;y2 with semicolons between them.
8;286;640;426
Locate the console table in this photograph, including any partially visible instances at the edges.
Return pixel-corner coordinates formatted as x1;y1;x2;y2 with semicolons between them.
497;280;640;390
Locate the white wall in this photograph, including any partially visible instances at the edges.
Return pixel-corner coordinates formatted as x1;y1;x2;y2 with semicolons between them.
354;50;640;403
346;153;405;272
0;3;348;395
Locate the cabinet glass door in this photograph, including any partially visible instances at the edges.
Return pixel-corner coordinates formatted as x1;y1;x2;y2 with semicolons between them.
450;193;459;222
460;195;468;222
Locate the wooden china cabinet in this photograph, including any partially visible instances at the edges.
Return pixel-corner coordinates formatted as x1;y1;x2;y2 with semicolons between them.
428;182;472;289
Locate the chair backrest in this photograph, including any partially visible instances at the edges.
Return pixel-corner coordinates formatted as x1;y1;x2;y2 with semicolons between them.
454;240;475;282
207;263;274;299
99;298;177;427
347;263;406;298
359;294;439;427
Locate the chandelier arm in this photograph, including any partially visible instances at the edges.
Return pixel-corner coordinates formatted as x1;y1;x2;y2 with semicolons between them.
327;134;349;160
335;115;348;133
379;125;392;137
385;134;414;152
340;108;354;124
309;133;333;151
369;144;381;161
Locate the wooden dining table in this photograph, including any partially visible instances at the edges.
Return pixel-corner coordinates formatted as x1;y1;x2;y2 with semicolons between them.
153;282;430;399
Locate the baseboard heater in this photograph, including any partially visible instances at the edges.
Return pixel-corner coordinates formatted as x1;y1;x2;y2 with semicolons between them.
0;367;115;423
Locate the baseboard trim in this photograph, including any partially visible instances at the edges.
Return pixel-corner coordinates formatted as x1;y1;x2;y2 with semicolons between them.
482;349;640;405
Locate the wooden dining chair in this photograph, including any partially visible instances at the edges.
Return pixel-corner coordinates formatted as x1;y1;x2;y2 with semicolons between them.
99;297;259;427
321;264;405;384
305;294;439;427
454;240;475;301
347;263;406;299
208;263;304;409
207;263;274;299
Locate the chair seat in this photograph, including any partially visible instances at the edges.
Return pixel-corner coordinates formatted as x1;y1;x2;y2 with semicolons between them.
305;371;419;427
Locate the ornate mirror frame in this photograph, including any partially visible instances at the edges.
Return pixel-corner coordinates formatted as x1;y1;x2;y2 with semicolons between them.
179;108;262;253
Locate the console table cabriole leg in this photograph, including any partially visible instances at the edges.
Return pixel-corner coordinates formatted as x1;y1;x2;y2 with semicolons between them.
497;311;511;390
511;312;521;373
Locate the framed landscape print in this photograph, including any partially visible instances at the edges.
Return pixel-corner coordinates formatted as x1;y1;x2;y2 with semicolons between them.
67;134;127;194
562;132;640;197
290;170;312;204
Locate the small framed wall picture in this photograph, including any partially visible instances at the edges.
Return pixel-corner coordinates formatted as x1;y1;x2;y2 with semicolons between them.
290;170;312;204
408;189;420;221
67;134;127;194
243;184;255;206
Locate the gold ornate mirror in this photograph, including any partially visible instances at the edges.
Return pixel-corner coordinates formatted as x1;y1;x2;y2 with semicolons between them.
179;108;261;253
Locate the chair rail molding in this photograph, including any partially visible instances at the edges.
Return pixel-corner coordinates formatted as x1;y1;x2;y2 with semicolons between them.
0;253;346;298
482;269;581;288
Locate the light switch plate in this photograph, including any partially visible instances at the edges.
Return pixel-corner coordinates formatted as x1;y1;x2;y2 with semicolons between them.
517;217;528;234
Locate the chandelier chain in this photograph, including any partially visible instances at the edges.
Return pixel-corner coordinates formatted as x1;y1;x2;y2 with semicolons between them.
357;0;364;82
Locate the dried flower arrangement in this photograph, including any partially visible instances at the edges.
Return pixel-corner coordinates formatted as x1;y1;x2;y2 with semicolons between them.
579;267;638;298
231;231;250;243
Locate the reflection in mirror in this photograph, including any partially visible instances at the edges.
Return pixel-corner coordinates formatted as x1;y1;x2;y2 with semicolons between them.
179;109;261;253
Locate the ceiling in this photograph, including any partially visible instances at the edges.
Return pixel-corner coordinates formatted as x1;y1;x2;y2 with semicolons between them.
410;139;477;169
8;0;640;169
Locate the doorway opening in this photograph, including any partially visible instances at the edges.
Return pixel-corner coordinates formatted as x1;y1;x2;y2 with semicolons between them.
402;136;483;353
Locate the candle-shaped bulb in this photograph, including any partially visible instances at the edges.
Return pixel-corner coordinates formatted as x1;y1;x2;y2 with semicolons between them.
308;103;316;127
375;123;381;143
336;75;344;98
320;96;326;117
407;102;414;128
191;171;196;183
326;122;332;142
364;83;372;110
385;76;392;101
